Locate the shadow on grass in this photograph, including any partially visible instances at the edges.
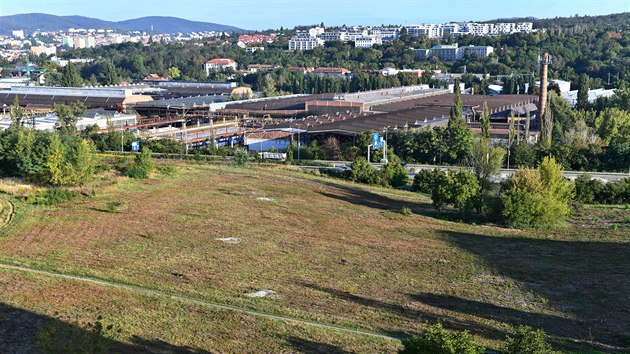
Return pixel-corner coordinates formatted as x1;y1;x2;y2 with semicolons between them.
299;282;506;342
283;336;352;354
440;230;630;351
317;180;436;214
0;302;208;353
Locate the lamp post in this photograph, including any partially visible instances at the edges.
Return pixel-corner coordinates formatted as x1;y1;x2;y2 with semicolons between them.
383;126;391;163
295;123;301;161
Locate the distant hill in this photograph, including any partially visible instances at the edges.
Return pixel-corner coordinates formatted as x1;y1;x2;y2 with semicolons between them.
119;16;245;34
0;13;247;35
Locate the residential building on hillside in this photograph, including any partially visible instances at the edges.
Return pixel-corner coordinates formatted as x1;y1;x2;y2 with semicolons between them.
288;36;325;51
414;43;494;61
204;59;238;75
404;21;534;38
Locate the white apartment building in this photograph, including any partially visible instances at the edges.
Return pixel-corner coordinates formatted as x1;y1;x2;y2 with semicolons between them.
204;58;238;75
404;22;534;38
354;36;382;48
288;26;399;50
288;36;325;51
414;43;494;61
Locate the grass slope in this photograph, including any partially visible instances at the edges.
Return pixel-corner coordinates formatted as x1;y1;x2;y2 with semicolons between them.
0;163;628;353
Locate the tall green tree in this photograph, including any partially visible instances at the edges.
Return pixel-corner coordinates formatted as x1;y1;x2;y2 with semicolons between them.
53;102;86;135
102;60;120;85
446;80;473;163
480;101;490;141
60;63;83;87
9;95;24;128
576;73;590;110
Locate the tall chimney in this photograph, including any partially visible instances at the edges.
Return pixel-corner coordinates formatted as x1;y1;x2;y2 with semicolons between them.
538;52;550;129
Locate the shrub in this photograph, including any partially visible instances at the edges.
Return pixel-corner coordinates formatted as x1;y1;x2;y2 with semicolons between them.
502;157;573;228
157;164;178;176
106;200;128;213
126;149;154;179
574;174;603;204
400;323;484;354
400;206;413;216
413;169;439;194
503;326;558;354
350;157;380;184
381;162;409;187
28;188;79;206
430;169;480;214
233;148;250;166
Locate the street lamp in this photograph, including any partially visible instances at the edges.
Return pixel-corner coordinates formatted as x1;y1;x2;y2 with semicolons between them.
383;126;391;163
295;123;301;161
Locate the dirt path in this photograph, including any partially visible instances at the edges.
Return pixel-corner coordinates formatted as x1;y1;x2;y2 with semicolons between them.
0;262;400;342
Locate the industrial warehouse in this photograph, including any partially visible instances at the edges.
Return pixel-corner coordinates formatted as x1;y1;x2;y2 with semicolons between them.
0;82;540;150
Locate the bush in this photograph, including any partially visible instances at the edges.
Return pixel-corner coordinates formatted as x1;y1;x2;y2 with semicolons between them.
574;174;603;204
28;188;79;206
503;326;558;354
502;157;573;228
350;157;380;184
157;164;178;176
233;148;250;166
106;200;128;213
413;169;439;194
126;149;154;179
381;162;409;187
430;169;480;214
400;323;484;354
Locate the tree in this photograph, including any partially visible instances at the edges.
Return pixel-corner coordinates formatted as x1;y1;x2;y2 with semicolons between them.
400;323;484;354
72;139;96;185
53;102;86;135
467;138;505;191
501;156;573;228
167;67;181;80
9;95;24;128
46;133;69;186
102;60;119;85
60;63;83;87
576;73;590;110
480;101;490;141
446;81;473;163
322;136;341;160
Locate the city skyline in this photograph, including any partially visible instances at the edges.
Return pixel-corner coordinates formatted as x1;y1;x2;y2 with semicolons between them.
1;0;629;30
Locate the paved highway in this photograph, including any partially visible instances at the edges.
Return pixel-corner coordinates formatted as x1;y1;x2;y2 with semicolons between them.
310;160;630;183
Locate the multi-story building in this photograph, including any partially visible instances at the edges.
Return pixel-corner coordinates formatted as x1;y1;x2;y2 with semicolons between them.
414;43;494;61
462;45;494;57
354;36;382;48
288;26;399;50
404;22;534;38
288;36;325;51
30;46;56;57
204;58;238;75
11;30;25;39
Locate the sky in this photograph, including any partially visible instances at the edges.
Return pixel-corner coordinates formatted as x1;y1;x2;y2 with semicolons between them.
1;0;629;30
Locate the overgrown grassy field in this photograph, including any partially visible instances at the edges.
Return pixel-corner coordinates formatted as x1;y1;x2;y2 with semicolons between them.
0;163;628;353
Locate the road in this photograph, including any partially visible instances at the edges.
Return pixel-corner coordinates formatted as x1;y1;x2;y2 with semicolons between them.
311;160;630;183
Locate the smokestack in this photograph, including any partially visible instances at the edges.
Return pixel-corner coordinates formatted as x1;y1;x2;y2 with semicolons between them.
538;52;550;129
